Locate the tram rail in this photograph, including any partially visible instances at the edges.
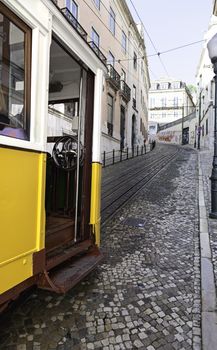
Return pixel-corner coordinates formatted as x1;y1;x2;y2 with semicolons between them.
101;145;181;224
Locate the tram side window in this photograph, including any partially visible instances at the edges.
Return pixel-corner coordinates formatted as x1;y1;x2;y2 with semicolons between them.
0;5;31;140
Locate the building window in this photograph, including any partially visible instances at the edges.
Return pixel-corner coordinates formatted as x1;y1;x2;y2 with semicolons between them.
121;69;126;81
172;81;180;89
122;31;127;54
173;96;179;107
109;7;115;35
150;97;155;108
206;119;208;135
161;97;167;107
210;79;214;100
93;0;100;10
67;0;78;19
108;51;115;66
91;27;100;47
0;3;31;140
133;85;136;108
160;82;168;89
133;52;137;70
107;94;114;136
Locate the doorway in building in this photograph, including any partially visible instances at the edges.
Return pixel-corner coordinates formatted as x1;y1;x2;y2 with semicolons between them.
182;127;189;145
131;115;136;148
120;106;125;150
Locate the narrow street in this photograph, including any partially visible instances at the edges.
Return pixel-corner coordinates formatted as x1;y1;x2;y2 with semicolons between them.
0;144;203;350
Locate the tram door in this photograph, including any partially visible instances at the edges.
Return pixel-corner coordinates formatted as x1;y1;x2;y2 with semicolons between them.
45;38;91;253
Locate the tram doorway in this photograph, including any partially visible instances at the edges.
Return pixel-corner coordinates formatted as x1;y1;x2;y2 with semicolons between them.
45;38;93;254
182;127;189;145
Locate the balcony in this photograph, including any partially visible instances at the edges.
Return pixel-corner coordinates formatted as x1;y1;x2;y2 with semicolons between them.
120;80;131;102
88;41;107;65
106;64;121;91
61;7;87;41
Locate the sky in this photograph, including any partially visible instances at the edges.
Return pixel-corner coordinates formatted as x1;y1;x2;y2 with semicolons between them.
127;0;213;86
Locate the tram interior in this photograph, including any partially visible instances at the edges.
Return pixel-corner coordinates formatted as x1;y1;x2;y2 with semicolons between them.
45;38;87;253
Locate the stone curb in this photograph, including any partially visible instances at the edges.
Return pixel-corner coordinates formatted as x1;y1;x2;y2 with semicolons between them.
198;155;217;349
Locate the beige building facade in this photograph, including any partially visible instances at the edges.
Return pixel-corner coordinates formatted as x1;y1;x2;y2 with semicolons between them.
56;0;150;152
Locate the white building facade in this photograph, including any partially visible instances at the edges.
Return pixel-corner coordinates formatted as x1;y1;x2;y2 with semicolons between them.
195;14;217;150
56;0;150;153
149;78;195;125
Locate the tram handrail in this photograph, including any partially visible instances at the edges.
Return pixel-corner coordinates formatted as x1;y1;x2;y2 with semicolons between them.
101;143;155;168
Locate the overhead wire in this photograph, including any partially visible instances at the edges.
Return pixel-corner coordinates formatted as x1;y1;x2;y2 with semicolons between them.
82;0;203;82
128;0;169;77
148;39;205;57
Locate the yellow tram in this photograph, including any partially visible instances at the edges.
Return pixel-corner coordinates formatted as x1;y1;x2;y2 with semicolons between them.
0;0;106;311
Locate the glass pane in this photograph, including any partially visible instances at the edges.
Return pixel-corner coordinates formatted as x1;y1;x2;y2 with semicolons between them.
0;13;27;140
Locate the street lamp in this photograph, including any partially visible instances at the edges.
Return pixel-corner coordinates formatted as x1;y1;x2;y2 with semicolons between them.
207;33;217;218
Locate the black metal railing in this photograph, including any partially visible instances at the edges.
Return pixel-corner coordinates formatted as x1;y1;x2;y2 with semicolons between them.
61;8;87;41
120;80;131;102
102;144;155;167
88;41;107;64
106;64;121;90
107;122;113;137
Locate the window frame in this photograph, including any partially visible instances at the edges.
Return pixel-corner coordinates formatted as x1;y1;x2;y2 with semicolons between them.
67;0;78;19
133;52;137;70
107;93;114;136
0;2;32;141
121;30;127;54
133;85;136;100
121;69;126;81
93;0;100;10
109;7;116;35
91;27;100;47
108;51;115;66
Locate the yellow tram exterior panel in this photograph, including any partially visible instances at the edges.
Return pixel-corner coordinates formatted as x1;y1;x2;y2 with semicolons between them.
0;147;46;294
90;162;102;247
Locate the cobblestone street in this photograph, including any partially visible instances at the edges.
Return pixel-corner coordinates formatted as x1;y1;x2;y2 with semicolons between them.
0;145;202;350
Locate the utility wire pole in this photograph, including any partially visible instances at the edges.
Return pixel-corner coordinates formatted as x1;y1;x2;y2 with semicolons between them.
181;105;184;145
197;90;202;150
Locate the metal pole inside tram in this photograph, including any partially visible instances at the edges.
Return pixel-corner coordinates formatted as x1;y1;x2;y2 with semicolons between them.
74;69;83;242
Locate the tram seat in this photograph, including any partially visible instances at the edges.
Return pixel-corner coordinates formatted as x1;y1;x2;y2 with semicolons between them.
0;127;27;140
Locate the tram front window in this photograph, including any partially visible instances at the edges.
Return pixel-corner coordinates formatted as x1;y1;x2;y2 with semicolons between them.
0;5;31;140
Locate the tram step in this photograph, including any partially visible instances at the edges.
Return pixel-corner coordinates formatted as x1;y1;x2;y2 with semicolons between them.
46;239;92;270
38;246;103;293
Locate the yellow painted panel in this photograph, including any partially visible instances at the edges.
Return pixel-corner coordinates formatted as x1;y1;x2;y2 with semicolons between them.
0;253;32;294
90;163;101;246
0;147;46;266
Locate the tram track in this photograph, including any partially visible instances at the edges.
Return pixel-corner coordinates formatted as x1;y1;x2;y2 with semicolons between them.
102;151;176;198
101;145;181;225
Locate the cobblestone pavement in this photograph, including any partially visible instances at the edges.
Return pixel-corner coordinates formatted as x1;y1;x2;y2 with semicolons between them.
0;145;201;350
199;149;217;297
